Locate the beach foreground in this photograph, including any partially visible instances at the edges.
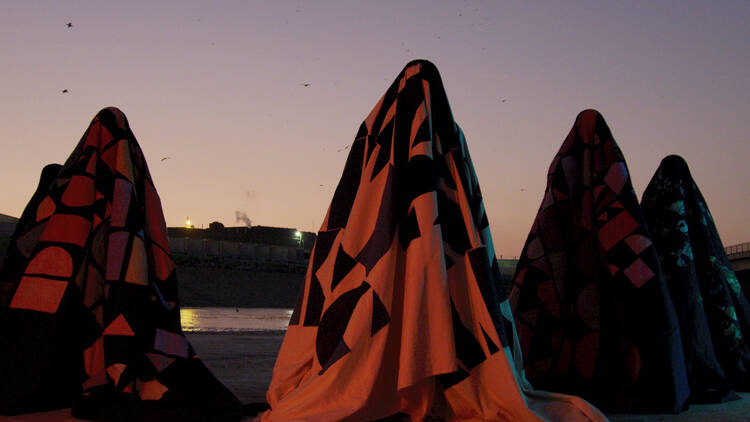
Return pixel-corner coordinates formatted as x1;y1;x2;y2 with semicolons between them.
188;332;284;405
2;332;749;421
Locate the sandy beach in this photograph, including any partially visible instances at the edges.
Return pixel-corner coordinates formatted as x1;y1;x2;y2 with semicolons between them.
2;331;750;421
187;332;750;422
187;332;285;405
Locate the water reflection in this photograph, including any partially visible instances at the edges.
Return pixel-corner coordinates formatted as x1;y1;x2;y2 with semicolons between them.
181;307;293;333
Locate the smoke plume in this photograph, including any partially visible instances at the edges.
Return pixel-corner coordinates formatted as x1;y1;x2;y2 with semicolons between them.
235;211;252;228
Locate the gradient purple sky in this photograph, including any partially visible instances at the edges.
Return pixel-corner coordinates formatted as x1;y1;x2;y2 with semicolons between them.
1;1;748;256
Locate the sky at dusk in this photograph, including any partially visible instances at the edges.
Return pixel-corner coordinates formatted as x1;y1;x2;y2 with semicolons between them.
1;1;748;257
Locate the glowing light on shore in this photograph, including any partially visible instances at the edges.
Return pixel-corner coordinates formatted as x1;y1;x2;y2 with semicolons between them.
185;217;192;228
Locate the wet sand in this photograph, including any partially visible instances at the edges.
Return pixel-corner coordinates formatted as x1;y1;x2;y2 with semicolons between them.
187;332;285;404
3;332;750;421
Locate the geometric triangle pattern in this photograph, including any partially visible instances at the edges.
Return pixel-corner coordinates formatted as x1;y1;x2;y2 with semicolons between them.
642;154;750;396
509;110;690;412
0;108;241;420
102;314;135;336
264;61;605;421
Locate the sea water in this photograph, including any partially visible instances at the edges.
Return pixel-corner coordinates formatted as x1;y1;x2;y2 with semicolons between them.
181;307;293;332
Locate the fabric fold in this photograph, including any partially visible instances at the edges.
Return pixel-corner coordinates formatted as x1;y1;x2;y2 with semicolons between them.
641;154;750;399
0;107;241;421
509;110;690;412
263;60;606;421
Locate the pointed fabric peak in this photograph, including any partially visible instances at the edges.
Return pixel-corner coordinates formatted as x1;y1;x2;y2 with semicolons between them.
511;110;690;412
0;108;240;419
264;65;606;421
642;155;750;396
658;154;690;174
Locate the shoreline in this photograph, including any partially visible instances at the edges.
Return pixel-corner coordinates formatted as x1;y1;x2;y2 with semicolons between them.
184;329;287;336
3;331;749;421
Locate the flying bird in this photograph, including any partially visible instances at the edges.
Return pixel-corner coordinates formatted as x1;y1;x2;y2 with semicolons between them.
300;83;311;87
66;22;73;28
61;89;69;94
160;156;171;162
520;188;527;192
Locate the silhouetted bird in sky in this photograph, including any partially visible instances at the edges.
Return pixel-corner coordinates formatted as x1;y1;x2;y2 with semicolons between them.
300;83;311;87
520;188;527;192
66;22;72;28
501;98;507;103
61;89;69;94
160;157;171;162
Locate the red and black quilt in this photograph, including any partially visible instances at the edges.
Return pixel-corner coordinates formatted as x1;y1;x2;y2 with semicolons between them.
509;110;690;412
0;108;241;421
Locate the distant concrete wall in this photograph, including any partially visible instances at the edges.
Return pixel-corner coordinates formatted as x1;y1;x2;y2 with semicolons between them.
256;245;270;261
168;237;305;264
497;259;519;298
730;252;750;272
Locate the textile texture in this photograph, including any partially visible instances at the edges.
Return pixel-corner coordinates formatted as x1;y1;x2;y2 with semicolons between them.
642;154;750;398
509;110;690;412
262;61;605;421
0;108;241;421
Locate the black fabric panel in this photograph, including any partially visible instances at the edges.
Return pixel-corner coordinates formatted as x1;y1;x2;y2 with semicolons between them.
311;229;340;276
444;254;454;270
398;207;421;251
436;190;471;255
318;341;351;375
315;282;371;368
450;300;486;370
328;139;366;230
400;154;438;211
482;325;500;355
356;167;396;274
439;367;470;390
371;119;394;181
410;117;431;149
371;290;391;336
331;245;358;291
303;274;326;327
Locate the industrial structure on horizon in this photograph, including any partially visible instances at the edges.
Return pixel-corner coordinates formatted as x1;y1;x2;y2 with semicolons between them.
0;213;748;289
166;221;316;265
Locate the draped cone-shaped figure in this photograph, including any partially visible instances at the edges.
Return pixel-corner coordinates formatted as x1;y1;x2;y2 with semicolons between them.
262;61;606;421
0;108;241;421
509;110;690;412
642;155;750;398
0;163;63;286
